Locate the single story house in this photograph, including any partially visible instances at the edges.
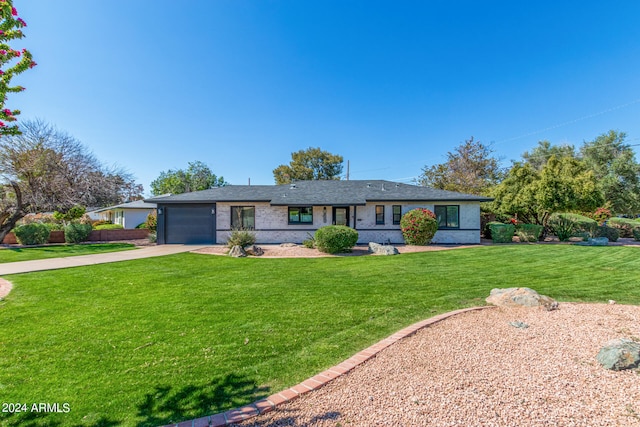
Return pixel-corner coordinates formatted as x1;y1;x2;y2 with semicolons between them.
145;180;492;245
93;199;157;229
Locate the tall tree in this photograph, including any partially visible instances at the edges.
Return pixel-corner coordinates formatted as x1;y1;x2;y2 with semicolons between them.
579;130;640;215
0;120;141;241
522;140;576;170
491;155;602;225
273;147;343;184
418;137;503;195
150;161;227;195
0;0;36;136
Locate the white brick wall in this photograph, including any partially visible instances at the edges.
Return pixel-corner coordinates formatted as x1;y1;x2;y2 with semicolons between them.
215;201;481;244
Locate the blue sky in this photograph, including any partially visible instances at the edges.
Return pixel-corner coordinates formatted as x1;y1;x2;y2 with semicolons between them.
11;1;640;194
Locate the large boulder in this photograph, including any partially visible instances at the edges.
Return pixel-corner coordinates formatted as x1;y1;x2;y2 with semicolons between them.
597;339;640;371
368;242;399;255
486;287;559;311
246;245;264;256
228;245;247;257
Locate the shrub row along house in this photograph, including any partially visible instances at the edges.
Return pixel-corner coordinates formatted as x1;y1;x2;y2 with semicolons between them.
145;180;491;245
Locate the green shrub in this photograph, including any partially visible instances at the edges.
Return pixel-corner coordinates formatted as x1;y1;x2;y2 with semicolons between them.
515;223;543;242
91;220;112;227
548;215;577;242
400;208;438;245
607;217;639;238
314;225;358;254
484;221;505;240
489;223;515;243
595;225;620;242
226;228;256;249
43;222;64;232
64;223;93;243
135;222;147;229
633;228;640;241
302;233;315;249
13;223;50;245
94;224;124;230
148;231;157;243
552;213;597;236
146;212;157;232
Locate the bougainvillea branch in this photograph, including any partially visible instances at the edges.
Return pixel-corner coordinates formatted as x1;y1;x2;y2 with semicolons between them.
0;0;35;136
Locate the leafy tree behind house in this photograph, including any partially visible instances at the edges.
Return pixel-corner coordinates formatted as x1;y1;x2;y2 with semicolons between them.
579;130;640;215
0;120;143;242
273;147;343;184
417;137;503;195
521;140;576;170
0;0;36;137
150;161;227;195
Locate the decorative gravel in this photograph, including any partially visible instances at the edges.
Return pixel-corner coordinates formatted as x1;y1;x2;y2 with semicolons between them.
234;303;640;426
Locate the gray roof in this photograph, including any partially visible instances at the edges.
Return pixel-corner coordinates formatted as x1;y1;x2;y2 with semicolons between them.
145;180;492;205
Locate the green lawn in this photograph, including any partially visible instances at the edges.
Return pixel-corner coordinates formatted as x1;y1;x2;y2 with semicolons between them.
0;243;137;263
1;245;639;426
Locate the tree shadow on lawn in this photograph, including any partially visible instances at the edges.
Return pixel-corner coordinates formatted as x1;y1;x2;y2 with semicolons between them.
136;373;270;427
0;411;119;427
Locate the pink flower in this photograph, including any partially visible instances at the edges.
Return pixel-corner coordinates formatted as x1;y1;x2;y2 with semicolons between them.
11;6;17;16
11;50;19;57
0;121;6;127
0;50;6;55
3;109;11;115
16;18;26;26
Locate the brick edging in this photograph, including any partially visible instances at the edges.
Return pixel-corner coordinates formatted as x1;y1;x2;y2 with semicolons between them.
163;305;494;427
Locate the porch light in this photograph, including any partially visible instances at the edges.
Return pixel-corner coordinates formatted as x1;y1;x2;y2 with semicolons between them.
158;208;163;215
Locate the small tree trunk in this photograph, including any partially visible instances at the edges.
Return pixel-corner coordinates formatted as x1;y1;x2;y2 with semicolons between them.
0;211;26;243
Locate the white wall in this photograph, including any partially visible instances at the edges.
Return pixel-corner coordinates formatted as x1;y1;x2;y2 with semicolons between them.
215;201;482;244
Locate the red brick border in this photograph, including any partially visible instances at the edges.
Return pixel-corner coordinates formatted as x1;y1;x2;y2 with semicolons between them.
160;306;493;427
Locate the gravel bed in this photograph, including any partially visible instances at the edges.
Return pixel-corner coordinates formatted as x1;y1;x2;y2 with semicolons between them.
234;303;640;426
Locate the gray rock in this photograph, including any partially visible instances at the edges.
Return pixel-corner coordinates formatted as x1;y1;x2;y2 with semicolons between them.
576;237;609;246
228;245;247;257
246;245;264;256
368;242;399;255
596;338;640;371
509;321;529;329
486;287;559;311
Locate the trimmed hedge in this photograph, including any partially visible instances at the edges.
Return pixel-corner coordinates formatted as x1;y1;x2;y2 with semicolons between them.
13;223;50;245
314;225;358;254
94;223;124;230
400;208;438;245
607;217;640;238
64;223;93;243
551;213;597;235
515;223;543;242
595;225;620;242
489;223;515;243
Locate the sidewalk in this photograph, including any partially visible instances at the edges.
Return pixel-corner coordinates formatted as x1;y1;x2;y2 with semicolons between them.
0;244;209;275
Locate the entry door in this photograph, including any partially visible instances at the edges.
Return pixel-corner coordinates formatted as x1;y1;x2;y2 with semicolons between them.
333;207;349;226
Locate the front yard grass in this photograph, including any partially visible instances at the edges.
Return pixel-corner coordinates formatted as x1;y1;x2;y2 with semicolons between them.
0;243;137;263
1;245;639;426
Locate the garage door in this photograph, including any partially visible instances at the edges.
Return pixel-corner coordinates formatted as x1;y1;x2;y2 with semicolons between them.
164;204;215;244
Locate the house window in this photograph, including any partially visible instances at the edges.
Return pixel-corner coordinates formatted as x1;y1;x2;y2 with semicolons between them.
231;206;255;229
435;205;459;229
375;205;385;225
289;207;313;224
392;205;402;225
115;210;124;227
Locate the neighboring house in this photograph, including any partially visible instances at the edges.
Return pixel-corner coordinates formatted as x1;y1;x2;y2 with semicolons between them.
94;200;157;229
145;180;492;245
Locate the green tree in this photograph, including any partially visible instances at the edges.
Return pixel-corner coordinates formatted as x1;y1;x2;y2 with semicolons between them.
492;156;602;225
418;137;503;195
273;147;343;184
579;130;640;215
0;1;36;137
522;140;576;170
150;161;227;195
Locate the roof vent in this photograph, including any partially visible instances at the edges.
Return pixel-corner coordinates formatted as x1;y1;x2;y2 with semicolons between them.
290;183;297;189
366;183;371;188
396;183;400;188
381;183;386;191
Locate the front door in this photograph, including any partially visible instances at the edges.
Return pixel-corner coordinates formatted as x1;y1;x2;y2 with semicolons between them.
333;207;349;226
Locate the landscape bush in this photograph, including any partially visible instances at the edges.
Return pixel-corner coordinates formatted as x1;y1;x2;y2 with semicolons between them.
314;225;358;254
64;223;93;243
515;223;543;242
552;213;597;236
400;208;438;245
607;217;639;238
93;224;124;230
595;225;620;242
633;228;640;242
488;223;515;243
145;212;157;232
226;228;256;249
13;223;50;245
547;215;577;242
148;231;157;243
484;221;505;240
